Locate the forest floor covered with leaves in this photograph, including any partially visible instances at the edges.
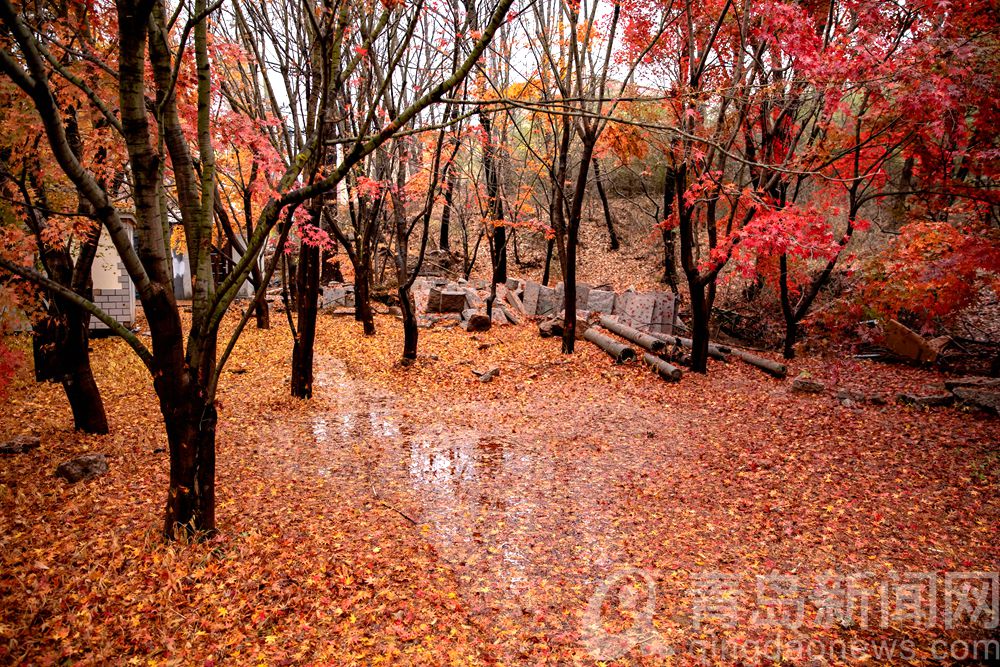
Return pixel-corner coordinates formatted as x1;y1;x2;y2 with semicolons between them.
1;312;998;665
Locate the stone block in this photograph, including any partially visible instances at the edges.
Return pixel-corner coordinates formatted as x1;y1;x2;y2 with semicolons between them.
587;289;616;314
535;285;561;317
427;287;467;313
522;281;540;315
651;292;677;334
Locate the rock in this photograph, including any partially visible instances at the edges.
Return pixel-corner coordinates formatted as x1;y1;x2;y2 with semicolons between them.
0;435;40;455
500;304;521;326
538;317;562;338
505;278;523;293
388;306;403;317
423;313;461;326
884;319;938;363
586;289;616;314
791;374;825;393
505;288;526;314
573;283;591;311
535;285;561;317
613;289;634;317
840;398;858;408
489;305;508;326
952;387;1000;415
944;376;1000;392
427;287;467;313
651;292;677;334
868;393;888;405
321;284;355;309
55;453;109;483
897;392;955;407
622;292;656;330
522;281;540;315
473;367;500;383
927;335;953;357
467;313;492;332
835;389;868;403
462;288;485;309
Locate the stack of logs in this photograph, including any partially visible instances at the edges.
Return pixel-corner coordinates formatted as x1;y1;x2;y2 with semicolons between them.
581;315;788;382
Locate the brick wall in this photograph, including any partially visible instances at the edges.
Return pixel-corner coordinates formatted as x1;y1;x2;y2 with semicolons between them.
91;263;135;330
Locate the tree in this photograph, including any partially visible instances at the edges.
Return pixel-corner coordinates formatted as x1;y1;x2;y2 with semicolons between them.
0;0;518;536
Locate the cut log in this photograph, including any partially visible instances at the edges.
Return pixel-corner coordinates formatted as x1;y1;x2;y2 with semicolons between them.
643;353;682;382
599;316;666;353
649;331;786;377
584;328;636;363
648;332;729;360
729;348;788;378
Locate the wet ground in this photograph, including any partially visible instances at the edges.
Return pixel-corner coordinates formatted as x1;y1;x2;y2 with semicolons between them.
283;338;1000;664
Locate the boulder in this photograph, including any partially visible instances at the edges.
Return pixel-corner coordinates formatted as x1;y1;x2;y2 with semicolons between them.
501;304;521;326
321;284;355;309
944;376;1000;392
587;289;616;314
791;374;825;393
55;453;109;483
835;389;868;403
0;435;40;455
505;278;523;293
466;313;492;332
573;283;592;311
427;287;467;313
490;304;510;325
897;392;955;407
539;317;562;338
505;288;526;314
952;387;1000;415
535;285;561;317
522;281;540;316
463;288;485;309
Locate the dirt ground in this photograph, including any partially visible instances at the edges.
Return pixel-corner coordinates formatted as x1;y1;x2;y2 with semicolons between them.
1;312;998;665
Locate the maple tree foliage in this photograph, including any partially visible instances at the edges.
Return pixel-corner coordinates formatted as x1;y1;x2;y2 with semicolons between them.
0;0;999;662
1;0;520;536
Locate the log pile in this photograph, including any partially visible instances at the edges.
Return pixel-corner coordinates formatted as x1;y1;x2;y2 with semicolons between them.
583;328;636;363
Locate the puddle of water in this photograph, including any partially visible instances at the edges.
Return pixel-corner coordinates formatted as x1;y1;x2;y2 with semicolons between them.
303;355;631;661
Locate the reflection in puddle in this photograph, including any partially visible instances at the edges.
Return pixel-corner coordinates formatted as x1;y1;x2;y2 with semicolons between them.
304;355;627;661
408;438;476;485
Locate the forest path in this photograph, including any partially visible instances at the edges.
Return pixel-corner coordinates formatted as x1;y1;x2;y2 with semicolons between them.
289;318;1000;663
302;353;683;661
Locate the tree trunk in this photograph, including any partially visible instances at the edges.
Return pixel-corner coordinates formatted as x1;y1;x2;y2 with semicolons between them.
661;228;678;292
400;284;418;361
354;260;376;335
541;238;555;286
660;170;678;292
439;169;456;252
161;389;217;537
61;307;109;433
254;299;270;329
592;158;619;251
689;281;711;373
291;239;320;398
